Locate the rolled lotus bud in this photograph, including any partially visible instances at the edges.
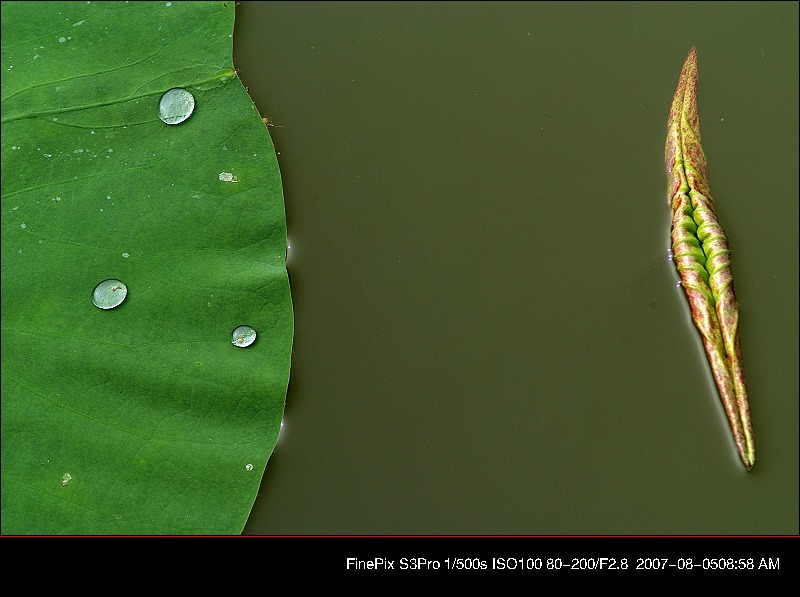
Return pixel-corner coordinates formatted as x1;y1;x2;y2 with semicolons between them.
665;48;755;470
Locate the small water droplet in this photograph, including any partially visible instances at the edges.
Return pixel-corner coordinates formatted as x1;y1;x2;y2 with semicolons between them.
61;473;72;487
92;279;128;309
231;325;256;348
20;223;26;229
58;36;66;43
245;463;253;471
218;172;239;182
159;88;195;125
121;252;129;258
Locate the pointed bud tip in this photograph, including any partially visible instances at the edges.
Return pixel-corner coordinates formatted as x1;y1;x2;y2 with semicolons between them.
685;47;698;67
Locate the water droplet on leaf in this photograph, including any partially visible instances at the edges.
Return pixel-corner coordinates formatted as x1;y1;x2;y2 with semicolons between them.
159;88;195;125
92;279;128;309
231;325;256;348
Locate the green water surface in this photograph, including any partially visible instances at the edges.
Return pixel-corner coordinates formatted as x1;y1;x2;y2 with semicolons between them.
234;1;798;535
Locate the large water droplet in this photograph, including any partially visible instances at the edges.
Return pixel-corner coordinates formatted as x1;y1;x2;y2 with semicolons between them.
231;325;256;348
92;279;127;309
159;88;195;125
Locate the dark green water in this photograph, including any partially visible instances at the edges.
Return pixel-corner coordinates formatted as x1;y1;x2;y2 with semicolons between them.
233;1;798;534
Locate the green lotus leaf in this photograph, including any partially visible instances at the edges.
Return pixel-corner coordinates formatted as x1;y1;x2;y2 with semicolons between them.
1;0;293;534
